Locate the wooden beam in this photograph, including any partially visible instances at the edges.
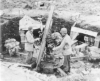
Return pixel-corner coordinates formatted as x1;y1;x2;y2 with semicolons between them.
18;64;31;67
71;26;97;37
57;68;67;76
0;22;2;54
18;52;28;56
36;5;55;69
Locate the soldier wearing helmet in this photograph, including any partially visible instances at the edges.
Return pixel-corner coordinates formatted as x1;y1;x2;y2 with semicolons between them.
25;26;40;64
53;28;73;74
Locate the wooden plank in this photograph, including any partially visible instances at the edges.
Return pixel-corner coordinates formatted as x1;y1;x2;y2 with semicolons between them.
18;64;31;67
71;27;97;37
70;22;78;40
36;5;55;69
71;56;85;59
57;68;67;76
18;52;27;56
0;22;2;54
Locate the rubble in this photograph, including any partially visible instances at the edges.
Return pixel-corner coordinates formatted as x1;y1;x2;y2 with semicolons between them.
0;61;60;81
1;55;100;81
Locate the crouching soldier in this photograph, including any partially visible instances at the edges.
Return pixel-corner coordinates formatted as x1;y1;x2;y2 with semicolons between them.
53;28;73;74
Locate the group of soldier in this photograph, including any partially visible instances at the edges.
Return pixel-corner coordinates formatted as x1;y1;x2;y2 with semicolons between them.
25;26;73;74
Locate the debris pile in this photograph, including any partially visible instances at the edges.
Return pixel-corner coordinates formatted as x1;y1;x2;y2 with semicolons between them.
4;38;20;56
0;62;59;81
1;61;100;81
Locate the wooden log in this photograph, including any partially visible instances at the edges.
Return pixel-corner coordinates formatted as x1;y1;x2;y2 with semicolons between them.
36;5;55;69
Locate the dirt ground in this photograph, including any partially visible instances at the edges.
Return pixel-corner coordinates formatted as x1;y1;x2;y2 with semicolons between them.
1;0;100;15
1;54;26;63
1;54;100;81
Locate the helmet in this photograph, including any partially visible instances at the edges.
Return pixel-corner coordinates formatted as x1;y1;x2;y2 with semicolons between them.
60;28;67;36
60;28;67;34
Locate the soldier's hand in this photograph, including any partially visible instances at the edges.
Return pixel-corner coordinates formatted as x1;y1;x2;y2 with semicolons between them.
53;47;56;51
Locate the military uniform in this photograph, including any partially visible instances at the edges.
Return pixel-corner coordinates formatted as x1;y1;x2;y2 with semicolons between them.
53;34;73;73
25;31;35;64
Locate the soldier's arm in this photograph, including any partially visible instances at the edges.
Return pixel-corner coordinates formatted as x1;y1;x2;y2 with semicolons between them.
53;37;66;51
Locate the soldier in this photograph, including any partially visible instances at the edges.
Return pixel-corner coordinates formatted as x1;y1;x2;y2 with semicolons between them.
51;32;62;45
53;28;73;73
25;27;39;64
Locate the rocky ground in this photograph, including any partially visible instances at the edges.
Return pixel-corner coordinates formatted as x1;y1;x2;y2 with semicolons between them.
1;0;100;15
0;54;100;81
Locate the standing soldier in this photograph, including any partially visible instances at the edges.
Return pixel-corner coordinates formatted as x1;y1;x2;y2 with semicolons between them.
25;27;39;64
53;28;73;74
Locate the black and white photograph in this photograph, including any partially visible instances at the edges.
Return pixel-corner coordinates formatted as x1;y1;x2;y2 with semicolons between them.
0;0;100;81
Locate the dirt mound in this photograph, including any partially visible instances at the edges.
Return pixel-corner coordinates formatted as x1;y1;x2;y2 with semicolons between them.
57;0;100;15
1;0;100;15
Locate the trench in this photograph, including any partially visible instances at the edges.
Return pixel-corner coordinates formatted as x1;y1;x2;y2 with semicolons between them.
0;16;74;51
1;15;100;75
0;16;74;74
